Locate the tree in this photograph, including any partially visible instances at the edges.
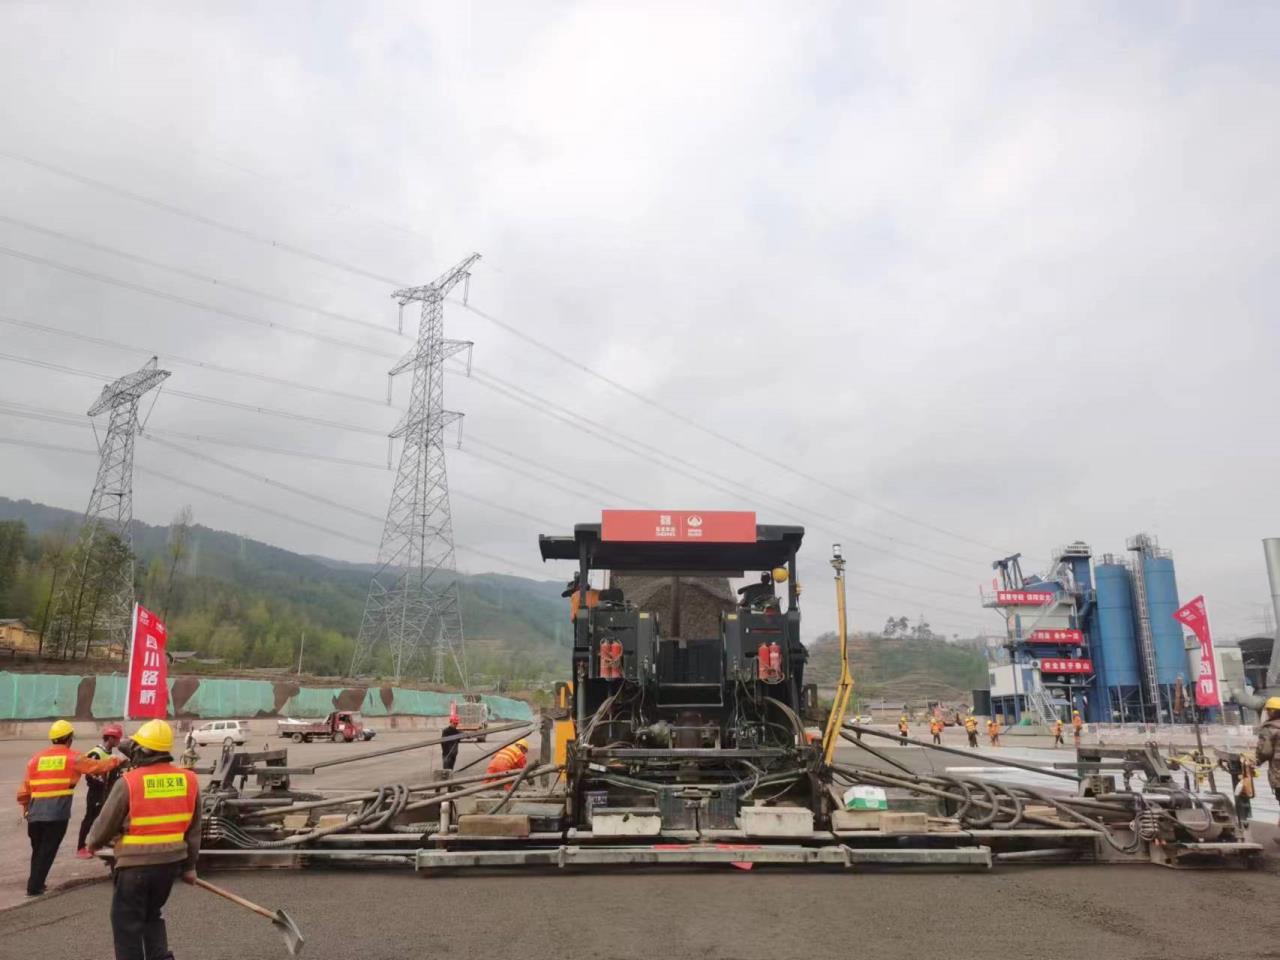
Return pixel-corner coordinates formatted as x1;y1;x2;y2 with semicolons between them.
883;615;910;638
160;506;193;621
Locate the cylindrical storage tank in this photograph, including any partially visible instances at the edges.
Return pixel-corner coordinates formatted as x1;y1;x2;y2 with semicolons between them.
1094;563;1140;688
1143;555;1185;685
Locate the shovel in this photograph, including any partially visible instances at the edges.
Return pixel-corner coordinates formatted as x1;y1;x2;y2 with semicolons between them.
193;876;305;955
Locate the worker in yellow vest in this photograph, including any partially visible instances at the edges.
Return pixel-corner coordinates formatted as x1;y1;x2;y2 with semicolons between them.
87;719;201;960
1052;718;1065;748
16;719;123;897
897;715;909;738
963;715;979;748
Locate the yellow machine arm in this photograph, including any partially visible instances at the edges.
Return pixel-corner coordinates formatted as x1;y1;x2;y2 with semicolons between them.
820;544;852;764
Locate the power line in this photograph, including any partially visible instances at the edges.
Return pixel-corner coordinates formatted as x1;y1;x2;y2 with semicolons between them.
0;213;405;339
0;244;390;358
0;314;391;407
0;146;1000;556
0;148;402;288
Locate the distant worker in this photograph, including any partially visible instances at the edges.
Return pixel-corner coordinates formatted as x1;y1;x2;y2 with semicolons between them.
1071;710;1084;746
897;715;909;739
485;738;530;789
16;719;123;897
987;719;1001;747
964;715;979;748
87;719;200;960
1253;696;1280;839
440;721;460;774
76;722;125;858
562;573;599;621
929;718;943;745
1052;718;1065;748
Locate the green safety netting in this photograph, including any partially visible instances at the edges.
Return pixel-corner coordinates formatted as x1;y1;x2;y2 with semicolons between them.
178;679;276;718
0;672;533;722
0;672;85;720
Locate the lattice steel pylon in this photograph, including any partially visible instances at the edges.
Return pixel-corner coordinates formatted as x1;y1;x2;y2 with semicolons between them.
47;357;170;658
351;254;479;684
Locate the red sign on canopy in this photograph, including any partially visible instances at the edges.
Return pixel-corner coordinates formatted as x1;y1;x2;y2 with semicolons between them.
125;603;169;719
601;510;757;543
1028;628;1084;644
1036;658;1093;675
1174;595;1221;709
996;590;1056;606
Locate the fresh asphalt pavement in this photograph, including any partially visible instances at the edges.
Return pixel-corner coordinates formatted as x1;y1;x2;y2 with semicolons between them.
2;726;1278;960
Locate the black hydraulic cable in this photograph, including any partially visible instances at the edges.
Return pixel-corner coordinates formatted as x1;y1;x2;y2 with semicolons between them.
304;720;531;772
842;722;1079;782
451;727;535;776
837;729;918;777
400;764;559;816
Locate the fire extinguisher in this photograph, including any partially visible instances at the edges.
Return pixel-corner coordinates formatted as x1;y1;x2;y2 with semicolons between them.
757;642;770;680
768;642;783;680
608;640;623;679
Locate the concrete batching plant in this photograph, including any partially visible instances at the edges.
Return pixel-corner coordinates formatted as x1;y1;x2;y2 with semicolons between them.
982;534;1201;724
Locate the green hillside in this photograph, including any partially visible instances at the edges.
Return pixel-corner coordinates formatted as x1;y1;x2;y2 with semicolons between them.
805;631;989;704
0;497;568;685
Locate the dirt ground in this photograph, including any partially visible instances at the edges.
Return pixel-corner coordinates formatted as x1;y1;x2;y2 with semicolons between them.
2;725;1277;960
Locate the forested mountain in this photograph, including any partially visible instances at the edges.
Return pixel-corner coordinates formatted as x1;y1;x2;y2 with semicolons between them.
0;497;568;684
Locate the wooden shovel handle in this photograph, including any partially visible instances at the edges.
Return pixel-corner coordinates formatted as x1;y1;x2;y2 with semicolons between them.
193;876;277;921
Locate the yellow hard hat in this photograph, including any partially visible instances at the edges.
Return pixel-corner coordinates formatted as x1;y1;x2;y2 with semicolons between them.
132;719;174;753
1264;696;1280;711
771;567;789;583
1072;710;1080;715
48;719;75;741
515;738;530;751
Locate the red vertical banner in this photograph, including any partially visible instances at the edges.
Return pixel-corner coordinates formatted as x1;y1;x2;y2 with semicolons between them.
1173;595;1221;709
125;603;169;719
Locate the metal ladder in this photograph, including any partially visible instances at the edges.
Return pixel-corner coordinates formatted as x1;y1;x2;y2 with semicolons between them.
1027;685;1059;726
1128;554;1161;716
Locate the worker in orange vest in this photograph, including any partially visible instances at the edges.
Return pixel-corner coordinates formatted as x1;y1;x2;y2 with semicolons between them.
87;719;201;960
929;718;943;745
563;573;600;621
16;719;123;897
897;715;909;738
987;719;1001;746
486;738;530;789
1071;710;1084;746
1052;718;1065;748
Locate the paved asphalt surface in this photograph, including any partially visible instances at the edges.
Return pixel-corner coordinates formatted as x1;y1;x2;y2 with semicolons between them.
3;725;1279;960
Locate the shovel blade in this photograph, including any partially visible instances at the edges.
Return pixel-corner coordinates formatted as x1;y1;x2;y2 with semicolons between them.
273;909;305;956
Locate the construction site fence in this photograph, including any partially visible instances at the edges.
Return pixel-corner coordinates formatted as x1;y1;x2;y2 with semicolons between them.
0;672;532;723
1086;721;1261;749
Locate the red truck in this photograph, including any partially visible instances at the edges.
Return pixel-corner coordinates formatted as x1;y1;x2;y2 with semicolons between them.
277;710;373;743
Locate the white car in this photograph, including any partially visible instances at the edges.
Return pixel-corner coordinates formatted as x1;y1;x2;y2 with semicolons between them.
188;719;248;747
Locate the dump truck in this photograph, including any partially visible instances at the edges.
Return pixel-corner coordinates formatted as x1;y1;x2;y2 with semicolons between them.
277;710;372;743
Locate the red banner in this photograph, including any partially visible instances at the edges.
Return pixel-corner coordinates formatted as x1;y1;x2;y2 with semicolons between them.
1028;628;1084;644
125;603;169;719
1036;658;1093;674
1174;595;1221;708
601;510;757;543
996;590;1056;606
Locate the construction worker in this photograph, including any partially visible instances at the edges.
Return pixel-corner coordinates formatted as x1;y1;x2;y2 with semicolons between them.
929;717;943;745
1071;709;1084;746
485;737;530;788
440;719;461;774
964;715;979;748
76;721;125;858
1052;717;1065;748
897;715;909;738
562;573;600;621
987;718;1001;747
16;719;124;897
87;719;200;960
1253;696;1280;838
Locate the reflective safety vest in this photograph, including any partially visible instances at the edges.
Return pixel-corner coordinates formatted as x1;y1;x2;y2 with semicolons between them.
26;745;77;800
1072;716;1083;730
964;718;978;733
486;745;527;777
121;764;197;847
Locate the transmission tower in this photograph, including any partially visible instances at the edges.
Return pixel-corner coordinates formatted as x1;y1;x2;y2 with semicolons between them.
351;253;479;684
47;357;170;658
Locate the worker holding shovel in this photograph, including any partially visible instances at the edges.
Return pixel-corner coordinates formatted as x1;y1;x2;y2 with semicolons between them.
88;719;200;960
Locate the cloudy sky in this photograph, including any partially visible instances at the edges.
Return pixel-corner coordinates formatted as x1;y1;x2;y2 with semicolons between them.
0;2;1277;641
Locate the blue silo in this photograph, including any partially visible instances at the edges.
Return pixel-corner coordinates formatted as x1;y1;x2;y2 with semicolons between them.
1093;562;1141;689
1143;555;1185;685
